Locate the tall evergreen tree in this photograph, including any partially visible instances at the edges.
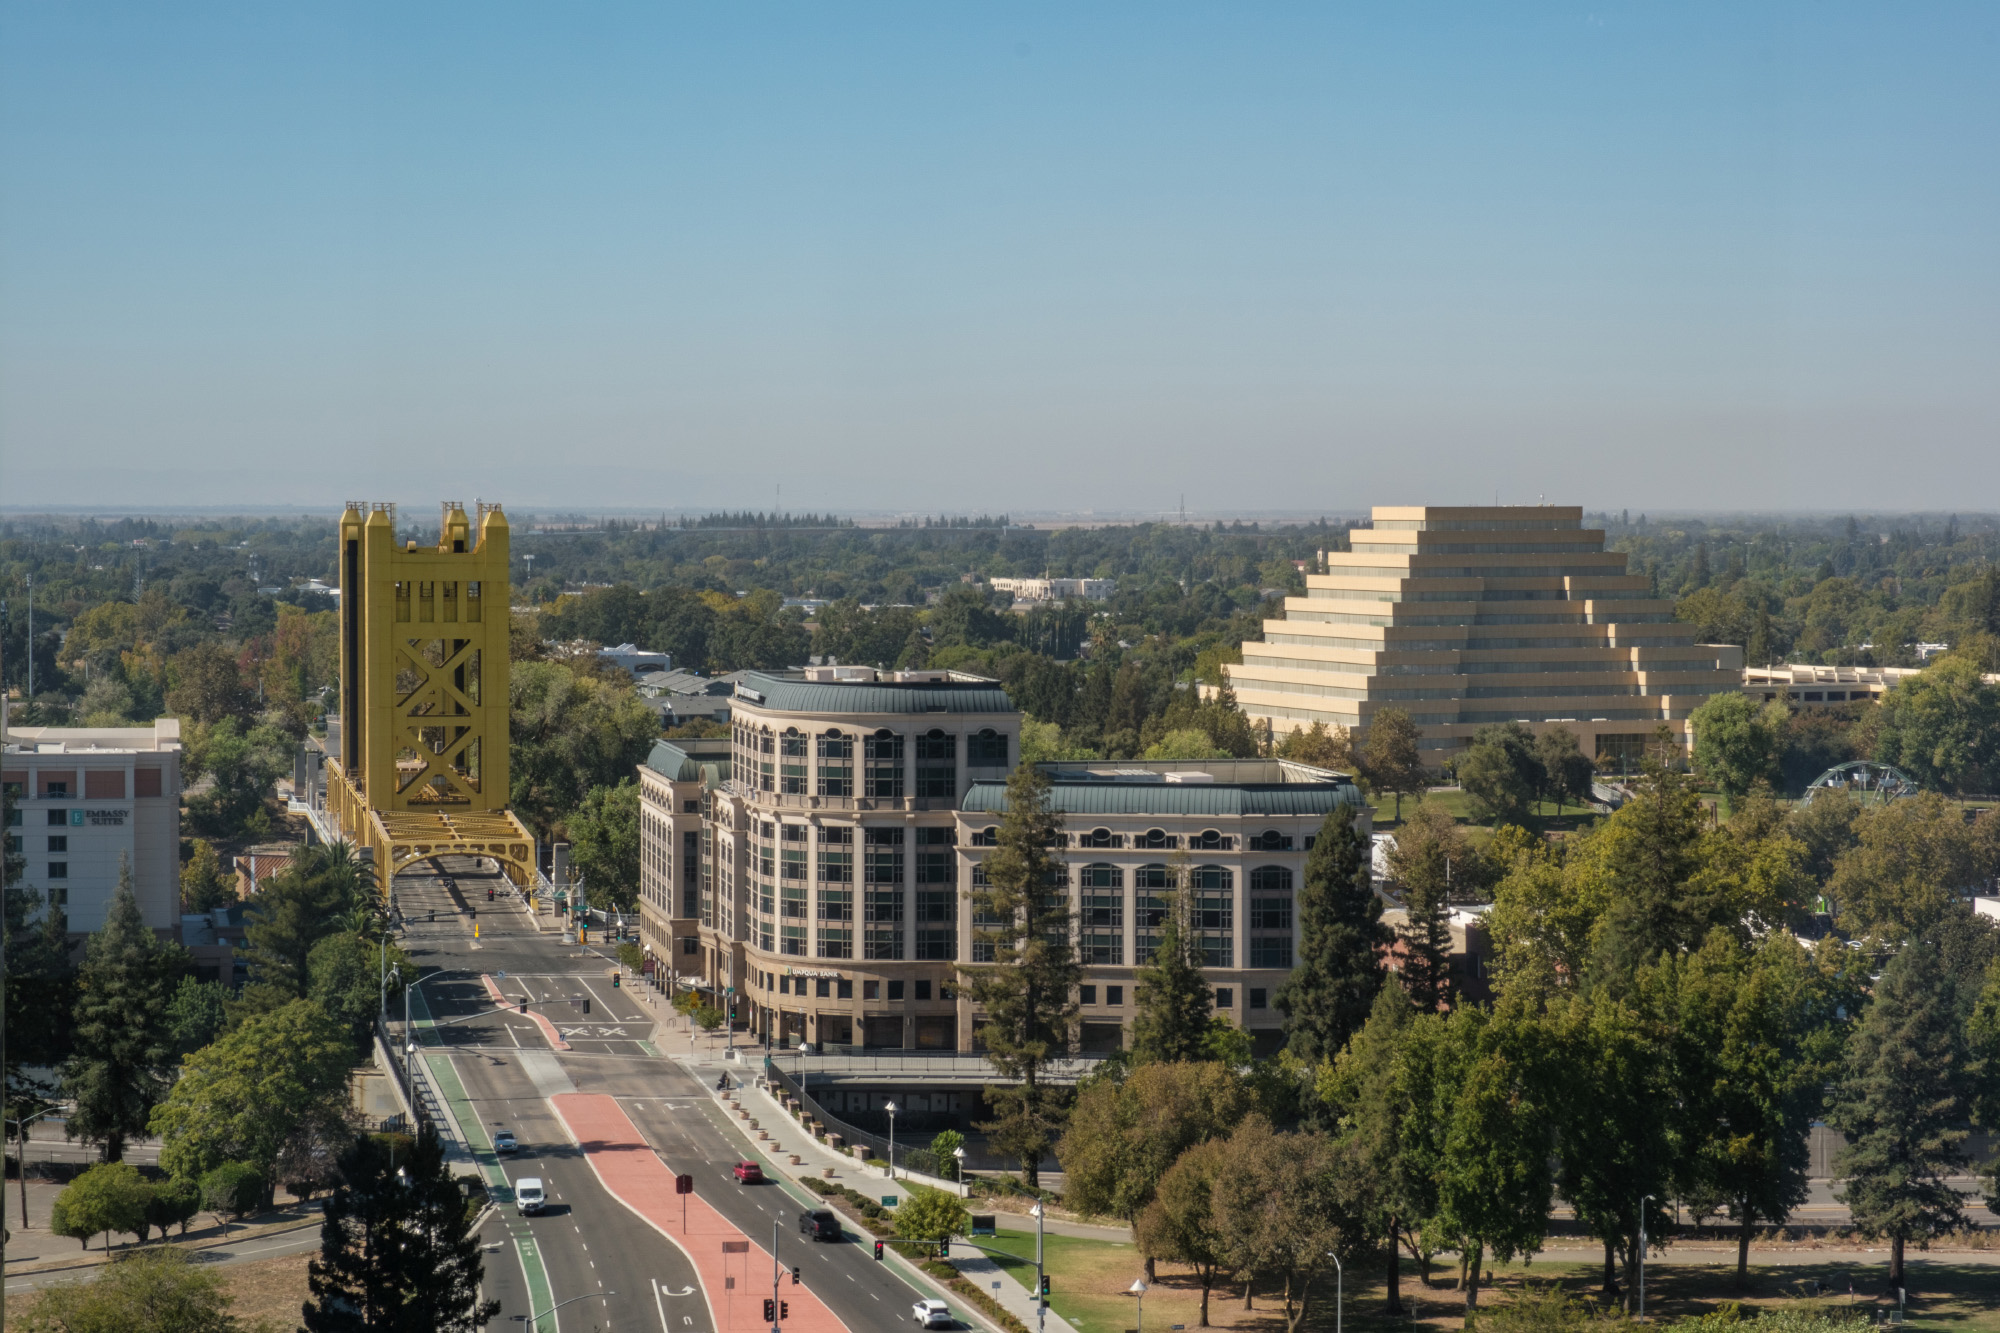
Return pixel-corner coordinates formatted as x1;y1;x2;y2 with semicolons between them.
1131;851;1214;1064
1387;802;1461;1013
1829;940;1973;1288
1587;756;1710;992
1276;807;1389;1063
1323;982;1417;1314
305;1127;498;1332
960;762;1080;1188
63;860;184;1161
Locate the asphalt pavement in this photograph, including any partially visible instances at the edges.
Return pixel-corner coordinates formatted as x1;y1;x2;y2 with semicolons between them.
392;856;982;1333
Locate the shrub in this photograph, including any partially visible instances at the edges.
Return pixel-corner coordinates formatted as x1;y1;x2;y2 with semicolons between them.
18;1245;238;1331
199;1161;264;1226
145;1177;204;1239
50;1163;152;1251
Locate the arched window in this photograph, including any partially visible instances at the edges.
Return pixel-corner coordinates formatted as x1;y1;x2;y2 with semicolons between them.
779;728;807;793
1135;828;1177;850
971;826;1000;847
1077;827;1122;849
1249;866;1293;894
1189;828;1234;851
916;729;956;798
817;730;853;797
865;729;904;799
1078;863;1123;890
1248;829;1293;852
968;728;1008;766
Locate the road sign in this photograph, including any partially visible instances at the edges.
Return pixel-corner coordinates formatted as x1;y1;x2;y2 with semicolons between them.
675;1174;694;1194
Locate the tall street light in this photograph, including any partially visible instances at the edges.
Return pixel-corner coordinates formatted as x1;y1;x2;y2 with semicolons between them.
528;1290;614;1333
1638;1193;1655;1323
1324;1251;1344;1333
885;1101;898;1178
1032;1201;1047;1333
1126;1277;1148;1333
798;1040;811;1109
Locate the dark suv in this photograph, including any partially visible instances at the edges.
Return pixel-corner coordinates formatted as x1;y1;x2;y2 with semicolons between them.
800;1209;840;1241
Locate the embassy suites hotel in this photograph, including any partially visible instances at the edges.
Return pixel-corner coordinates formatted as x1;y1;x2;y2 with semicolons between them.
1226;505;1744;767
635;666;1364;1058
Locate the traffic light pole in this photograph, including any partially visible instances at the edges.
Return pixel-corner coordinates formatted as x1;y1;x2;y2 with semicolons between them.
771;1214;782;1333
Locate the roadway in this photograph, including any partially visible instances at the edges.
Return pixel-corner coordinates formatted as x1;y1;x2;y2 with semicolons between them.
392;857;975;1333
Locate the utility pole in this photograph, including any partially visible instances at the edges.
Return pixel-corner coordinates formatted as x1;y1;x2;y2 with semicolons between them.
771;1214;782;1333
1638;1193;1654;1322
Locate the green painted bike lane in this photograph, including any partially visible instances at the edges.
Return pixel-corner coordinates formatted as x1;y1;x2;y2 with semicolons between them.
410;982;559;1329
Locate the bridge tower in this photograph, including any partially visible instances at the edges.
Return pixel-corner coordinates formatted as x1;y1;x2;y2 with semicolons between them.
324;501;535;886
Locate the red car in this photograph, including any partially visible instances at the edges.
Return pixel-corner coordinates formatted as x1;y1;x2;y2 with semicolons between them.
732;1161;764;1184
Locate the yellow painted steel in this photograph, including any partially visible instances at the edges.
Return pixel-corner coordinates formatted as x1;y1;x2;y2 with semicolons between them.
324;502;535;886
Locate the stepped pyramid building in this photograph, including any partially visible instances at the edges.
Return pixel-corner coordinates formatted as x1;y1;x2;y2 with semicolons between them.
1225;505;1743;768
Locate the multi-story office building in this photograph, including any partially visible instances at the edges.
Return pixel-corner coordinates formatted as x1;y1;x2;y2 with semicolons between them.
1225;505;1742;765
2;718;184;935
637;667;1365;1055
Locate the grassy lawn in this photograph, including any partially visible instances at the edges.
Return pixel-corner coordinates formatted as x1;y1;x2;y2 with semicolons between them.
969;1231;2000;1333
1367;788;1602;840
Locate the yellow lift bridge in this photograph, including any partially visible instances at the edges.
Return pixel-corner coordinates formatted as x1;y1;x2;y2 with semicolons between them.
324;501;536;888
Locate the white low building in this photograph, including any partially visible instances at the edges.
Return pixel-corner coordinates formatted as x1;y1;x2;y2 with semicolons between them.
2;717;184;935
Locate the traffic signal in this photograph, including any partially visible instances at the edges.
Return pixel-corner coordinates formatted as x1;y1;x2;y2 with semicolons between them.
937;1239;950;1259
779;1302;789;1320
582;998;591;1015
519;998;528;1013
1041;1275;1052;1296
487;886;494;901
762;1298;775;1322
790;1265;800;1285
612;972;621;989
873;1240;883;1261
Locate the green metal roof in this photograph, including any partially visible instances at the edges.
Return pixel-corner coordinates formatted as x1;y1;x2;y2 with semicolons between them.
645;739;731;784
962;776;1364;819
735;671;1014;717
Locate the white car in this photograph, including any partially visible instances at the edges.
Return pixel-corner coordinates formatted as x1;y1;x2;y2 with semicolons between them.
514;1177;545;1216
912;1298;953;1328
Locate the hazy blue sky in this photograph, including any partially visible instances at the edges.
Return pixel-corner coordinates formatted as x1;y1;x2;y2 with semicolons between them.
2;3;1995;514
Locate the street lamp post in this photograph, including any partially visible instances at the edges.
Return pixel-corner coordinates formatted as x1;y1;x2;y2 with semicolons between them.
797;1040;811;1110
1127;1277;1148;1333
1324;1251;1344;1333
1032;1201;1047;1333
770;1212;783;1333
1638;1193;1655;1323
401;971;453;1116
526;1290;613;1333
8;1104;63;1226
953;1145;965;1186
885;1102;897;1178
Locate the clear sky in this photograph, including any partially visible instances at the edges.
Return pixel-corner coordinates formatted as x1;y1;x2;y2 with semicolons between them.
2;3;1995;514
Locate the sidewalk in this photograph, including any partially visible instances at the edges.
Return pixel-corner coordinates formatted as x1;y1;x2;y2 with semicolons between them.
678;1051;1082;1333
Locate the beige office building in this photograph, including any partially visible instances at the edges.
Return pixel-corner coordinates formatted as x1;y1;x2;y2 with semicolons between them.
1226;505;1743;766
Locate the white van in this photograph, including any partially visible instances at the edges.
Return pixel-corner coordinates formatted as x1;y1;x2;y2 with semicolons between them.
514;1178;545;1216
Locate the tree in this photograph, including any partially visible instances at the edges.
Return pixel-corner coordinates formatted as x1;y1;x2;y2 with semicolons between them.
19;1245;247;1333
145;1175;203;1239
165;640;255;725
1130;857;1215;1064
1142;728;1230;761
1586;761;1712;991
1653;932;1831;1285
50;1161;153;1250
200;1161;266;1227
64;862;184;1161
1424;1008;1560;1304
1321;982;1419;1314
959;763;1080;1188
1059;1062;1251;1271
1971;959;2000;1207
1276;720;1354;773
891;1184;970;1246
1387;801;1467;1013
240;844;370;1004
567;779;641;911
1534;725;1596;814
1361;708;1426;820
509;660;660;843
5;801;77;1107
152;999;356;1196
1277;807;1389;1062
1874;655;2000;794
180;838;235;913
1549;986;1674;1305
165;976;230;1057
1458;723;1543;827
308;931;415;1054
1136;1139;1233;1327
1829;940;1973;1288
183;718;294;838
304;1126;499;1332
1211;1118;1364;1333
1689;693;1786;805
1829;792;1998;938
